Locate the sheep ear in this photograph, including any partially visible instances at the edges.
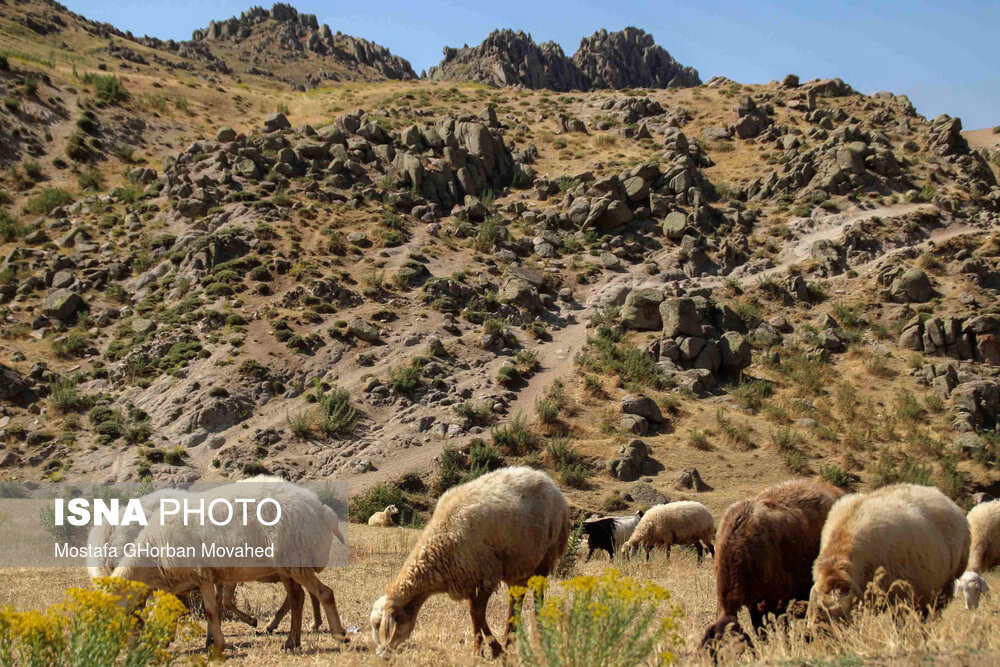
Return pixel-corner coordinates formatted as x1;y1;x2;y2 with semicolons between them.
379;614;397;646
979;577;991;593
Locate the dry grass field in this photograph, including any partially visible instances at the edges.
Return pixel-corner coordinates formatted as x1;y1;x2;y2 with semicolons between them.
2;524;1000;666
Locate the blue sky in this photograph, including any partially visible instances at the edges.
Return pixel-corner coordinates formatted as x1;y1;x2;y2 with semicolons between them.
63;0;999;129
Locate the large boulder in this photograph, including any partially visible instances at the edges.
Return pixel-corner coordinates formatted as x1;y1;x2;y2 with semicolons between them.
42;289;84;320
348;318;382;343
660;298;702;338
0;364;28;400
607;439;653;482
719;332;752;374
499;277;542;313
620;288;664;330
891;268;933;303
620;394;665;423
661;211;686;239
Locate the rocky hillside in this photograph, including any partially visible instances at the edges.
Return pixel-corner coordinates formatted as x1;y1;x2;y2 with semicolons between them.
429;27;700;91
2;1;1000;529
186;3;416;86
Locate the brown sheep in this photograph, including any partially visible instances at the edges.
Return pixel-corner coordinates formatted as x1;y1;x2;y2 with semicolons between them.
701;480;843;649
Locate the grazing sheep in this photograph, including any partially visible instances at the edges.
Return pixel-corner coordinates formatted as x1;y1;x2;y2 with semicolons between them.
368;504;401;527
621;501;715;562
109;478;347;651
808;484;970;623
370;467;569;658
87;483;324;638
955;571;990;610
701;480;843;649
954;500;1000;609
583;510;644;561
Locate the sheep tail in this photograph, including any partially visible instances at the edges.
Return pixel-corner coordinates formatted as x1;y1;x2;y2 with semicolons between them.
324;506;346;545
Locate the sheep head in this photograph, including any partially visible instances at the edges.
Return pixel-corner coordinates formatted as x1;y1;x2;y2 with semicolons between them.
956;571;990;610
371;595;416;656
386;505;400;516
808;559;856;624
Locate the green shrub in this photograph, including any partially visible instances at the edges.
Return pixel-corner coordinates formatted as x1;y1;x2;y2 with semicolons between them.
23;187;73;215
492;414;538;455
82;73;128;102
77;166;104;191
52;334;90;359
387;364;421;395
473;217;508;252
819;463;854;490
315;387;358;436
730;379;773;412
0;208;23;241
50;379;92;412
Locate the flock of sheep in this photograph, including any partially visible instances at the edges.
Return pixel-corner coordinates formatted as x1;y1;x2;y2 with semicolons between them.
84;467;1000;658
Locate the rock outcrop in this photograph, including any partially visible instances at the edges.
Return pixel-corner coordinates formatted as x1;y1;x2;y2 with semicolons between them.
571;27;701;89
428;30;587;91
430;26;699;91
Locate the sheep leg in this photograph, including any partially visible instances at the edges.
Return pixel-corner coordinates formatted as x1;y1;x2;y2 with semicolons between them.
705;541;715;558
221;584;258;628
695;542;704;563
293;570;346;640
585;545;595;562
281;579;305;650
469;590;502;658
310;593;323;631
200;582;227;652
265;593;291;633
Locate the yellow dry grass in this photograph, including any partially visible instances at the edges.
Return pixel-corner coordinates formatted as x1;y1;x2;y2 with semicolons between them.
1;525;1000;665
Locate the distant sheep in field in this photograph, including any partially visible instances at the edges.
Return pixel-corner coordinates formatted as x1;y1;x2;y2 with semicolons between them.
621;501;715;562
370;467;569;658
108;477;347;651
583;510;644;561
368;504;400;527
955;500;1000;609
808;484;970;624
701;480;843;649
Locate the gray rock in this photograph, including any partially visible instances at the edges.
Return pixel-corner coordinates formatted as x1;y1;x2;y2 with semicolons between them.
0;364;28;400
719;332;752;374
661;211;687;239
621;414;649;435
621;394;665;423
620;288;664;330
674;467;711;492
42;289;84;320
625;481;668;506
607;438;651;482
892;267;933;303
263;112;291;132
217;127;237;142
348;318;381;343
660;298;702;338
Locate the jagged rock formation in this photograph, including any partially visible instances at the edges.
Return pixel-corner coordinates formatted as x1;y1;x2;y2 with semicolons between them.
428;30;587;91
188;3;416;82
430;27;699;91
571;27;701;89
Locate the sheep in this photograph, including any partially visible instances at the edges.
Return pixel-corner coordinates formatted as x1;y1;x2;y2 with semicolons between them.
368;504;400;527
583;510;644;561
370;466;569;658
108;477;347;651
808;483;970;624
700;480;843;649
86;483;325;639
954;499;1000;609
621;501;715;562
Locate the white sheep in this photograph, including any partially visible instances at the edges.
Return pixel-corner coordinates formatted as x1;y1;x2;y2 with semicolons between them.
108;477;347;651
86;481;324;636
369;466;569;658
621;501;715;562
368;504;400;527
954;500;1000;609
808;483;970;623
